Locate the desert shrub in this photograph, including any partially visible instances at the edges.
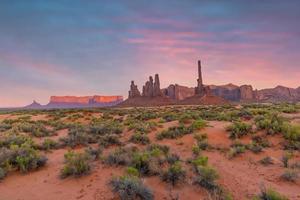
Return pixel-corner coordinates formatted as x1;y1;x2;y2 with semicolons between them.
85;146;102;161
284;125;300;142
135;111;158;121
0;133;34;148
251;135;270;148
280;170;299;182
60;151;91;178
89;121;123;135
253;187;288;200
247;142;263;154
194;133;209;150
0;167;7;179
126;167;139;177
18;122;52;137
60;127;90;148
146;144;169;155
131;152;160;176
40;139;59;151
191;156;208;167
255;114;286;135
12;144;47;173
156;125;193;140
281;152;292;168
0;123;12;132
259;156;274;166
127;121;157;134
162;113;177;122
228;142;246;158
98;134;121;147
194;165;219;190
191;119;207;130
166;153;180;165
226;121;252;139
192;145;201;155
110;176;154;200
130;133;150;145
161;162;186;186
105;148;134;166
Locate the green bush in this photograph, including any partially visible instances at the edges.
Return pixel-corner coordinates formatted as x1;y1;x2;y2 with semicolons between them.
253;187;288;200
156;125;193;140
13;144;47;173
40;138;59;151
105;148;134;166
226;121;252;139
191;156;208;167
161;162;186;186
110;176;154;200
194;165;219;190
228;142;246;158
255;114;286;135
259;156;274;166
60;127;90;148
190;119;207;130
0;123;12;132
281;152;292;168
130;133;150;145
280;170;298;182
60;151;91;178
98;134;121;147
0;167;7;179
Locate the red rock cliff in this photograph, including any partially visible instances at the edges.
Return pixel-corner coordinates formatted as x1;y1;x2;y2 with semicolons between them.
49;95;123;104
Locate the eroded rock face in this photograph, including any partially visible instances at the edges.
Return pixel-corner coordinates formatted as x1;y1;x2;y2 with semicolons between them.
140;74;163;98
153;74;162;97
162;84;195;100
195;60;205;96
256;86;299;102
209;84;241;101
128;81;141;98
240;85;255;100
49;96;123;105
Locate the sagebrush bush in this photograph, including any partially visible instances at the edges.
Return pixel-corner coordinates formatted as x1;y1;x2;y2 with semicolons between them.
226;121;252;139
194;165;219;190
60;151;91;178
110;176;154;200
259;156;274;166
280;170;298;182
161;162;186;186
156;124;193;140
98;134;121;147
130;133;150;145
60;127;90;148
255;114;286;135
228;142;246;158
253;187;288;200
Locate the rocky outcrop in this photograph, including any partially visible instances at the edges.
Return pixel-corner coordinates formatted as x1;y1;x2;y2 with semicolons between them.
162;84;195;100
240;85;255;101
256;86;300;102
195;60;205;96
24;100;43;109
128;81;141;98
47;95;123;108
209;84;241;101
141;74;163;97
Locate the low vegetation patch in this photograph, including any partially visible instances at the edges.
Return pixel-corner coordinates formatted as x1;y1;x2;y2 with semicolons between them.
110;176;154;200
226;121;252;139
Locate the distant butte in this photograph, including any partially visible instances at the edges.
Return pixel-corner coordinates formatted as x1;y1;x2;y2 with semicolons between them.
120;60;300;107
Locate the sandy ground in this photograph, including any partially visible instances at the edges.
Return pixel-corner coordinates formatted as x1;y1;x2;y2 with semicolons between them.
0;115;299;200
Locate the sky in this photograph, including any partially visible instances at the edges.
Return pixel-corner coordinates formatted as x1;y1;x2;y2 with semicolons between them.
0;0;299;107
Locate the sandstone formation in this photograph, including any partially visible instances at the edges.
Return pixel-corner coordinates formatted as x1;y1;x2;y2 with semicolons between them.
256;86;300;102
128;81;141;98
162;84;194;100
240;85;255;101
47;95;123;108
195;60;206;96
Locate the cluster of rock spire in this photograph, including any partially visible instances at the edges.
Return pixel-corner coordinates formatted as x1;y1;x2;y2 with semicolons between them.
127;60;300;103
129;74;162;99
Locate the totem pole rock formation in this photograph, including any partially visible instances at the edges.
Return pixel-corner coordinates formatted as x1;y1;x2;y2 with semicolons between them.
128;81;141;98
195;60;206;96
128;74;163;99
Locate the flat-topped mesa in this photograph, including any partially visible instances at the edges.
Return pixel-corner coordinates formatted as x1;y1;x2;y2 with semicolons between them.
195;60;206;96
128;81;141;98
